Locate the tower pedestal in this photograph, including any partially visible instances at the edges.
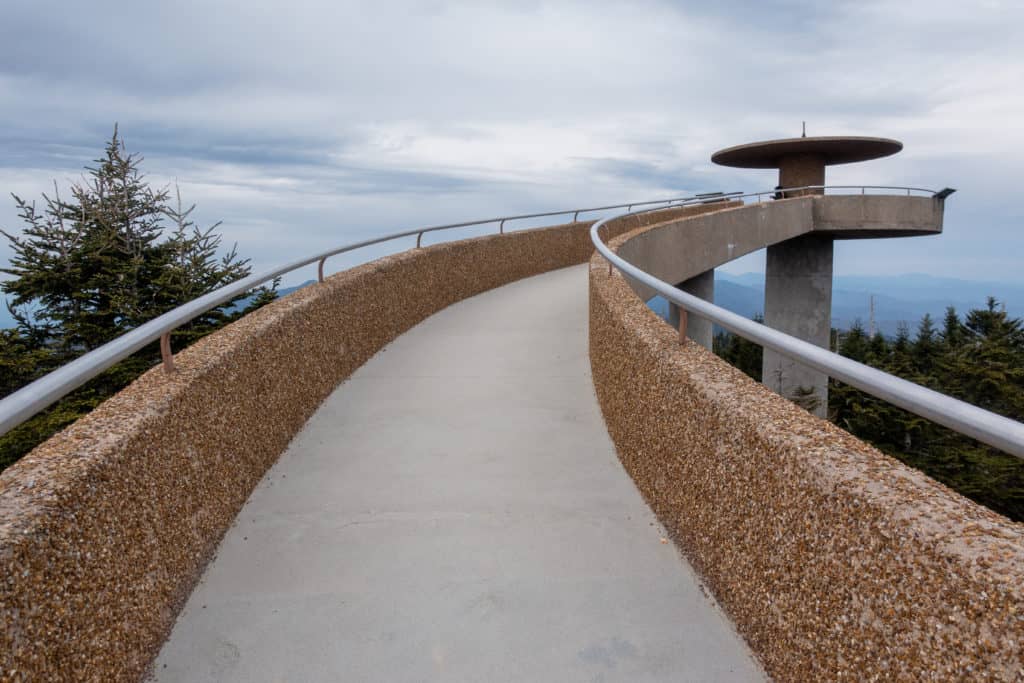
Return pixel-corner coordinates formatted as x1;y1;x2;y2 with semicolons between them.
712;134;904;417
762;235;833;417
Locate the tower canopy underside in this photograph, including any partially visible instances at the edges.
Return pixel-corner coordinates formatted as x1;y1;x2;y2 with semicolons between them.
711;136;903;169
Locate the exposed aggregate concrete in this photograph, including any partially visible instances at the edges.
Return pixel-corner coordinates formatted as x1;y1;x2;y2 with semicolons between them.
0;205;708;683
589;218;1024;682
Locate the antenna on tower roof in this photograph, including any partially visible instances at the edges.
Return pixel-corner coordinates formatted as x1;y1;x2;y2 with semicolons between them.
801;121;807;138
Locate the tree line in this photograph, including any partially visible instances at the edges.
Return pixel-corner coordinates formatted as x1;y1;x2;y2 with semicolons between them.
0;128;275;470
715;303;1024;522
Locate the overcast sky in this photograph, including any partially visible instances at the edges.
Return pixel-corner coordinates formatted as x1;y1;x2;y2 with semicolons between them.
2;0;1022;288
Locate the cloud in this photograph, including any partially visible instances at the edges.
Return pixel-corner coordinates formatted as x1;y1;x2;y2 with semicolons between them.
1;0;1022;285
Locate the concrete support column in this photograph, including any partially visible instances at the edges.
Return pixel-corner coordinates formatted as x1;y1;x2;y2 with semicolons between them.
779;154;825;196
668;269;714;350
762;235;833;417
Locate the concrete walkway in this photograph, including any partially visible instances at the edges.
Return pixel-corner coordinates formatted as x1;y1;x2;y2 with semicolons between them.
153;265;764;682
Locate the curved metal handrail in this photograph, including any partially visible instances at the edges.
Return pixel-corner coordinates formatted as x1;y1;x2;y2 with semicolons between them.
0;191;731;437
687;184;941;204
0;183;953;439
590;187;1024;460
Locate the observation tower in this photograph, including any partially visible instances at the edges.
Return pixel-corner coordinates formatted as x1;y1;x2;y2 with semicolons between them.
711;133;935;415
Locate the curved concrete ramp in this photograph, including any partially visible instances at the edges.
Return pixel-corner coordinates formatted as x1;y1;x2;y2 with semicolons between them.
153;265;764;682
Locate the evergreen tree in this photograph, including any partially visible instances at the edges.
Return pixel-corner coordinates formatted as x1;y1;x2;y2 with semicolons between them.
867;329;889;365
957;298;1024;415
1;127;268;354
888;323;914;377
716;303;1024;521
829;304;1024;521
713;314;763;381
941;306;964;349
0;329;54;397
837;319;870;363
912;313;939;379
0;127;277;470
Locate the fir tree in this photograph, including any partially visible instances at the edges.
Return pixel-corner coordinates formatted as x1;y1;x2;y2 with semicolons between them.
889;323;913;374
716;304;1024;521
837;319;870;363
713;314;763;381
0;329;54;397
957;298;1024;415
867;329;889;365
0;127;277;469
941;306;964;349
912;313;939;379
831;304;1024;521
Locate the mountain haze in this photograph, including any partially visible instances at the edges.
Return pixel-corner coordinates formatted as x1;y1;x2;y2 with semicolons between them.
648;273;1024;336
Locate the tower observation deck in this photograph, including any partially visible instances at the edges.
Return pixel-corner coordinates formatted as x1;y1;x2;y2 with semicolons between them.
710;134;924;415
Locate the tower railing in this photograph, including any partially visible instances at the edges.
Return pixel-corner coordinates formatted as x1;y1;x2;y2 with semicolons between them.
0;185;968;446
590;187;1024;460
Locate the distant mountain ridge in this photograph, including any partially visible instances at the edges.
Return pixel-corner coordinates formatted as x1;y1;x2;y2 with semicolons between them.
649;272;1024;337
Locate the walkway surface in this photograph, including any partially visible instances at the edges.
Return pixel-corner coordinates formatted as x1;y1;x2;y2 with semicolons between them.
153;265;764;682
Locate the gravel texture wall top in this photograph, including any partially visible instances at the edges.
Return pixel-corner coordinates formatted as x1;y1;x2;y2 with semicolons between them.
589;214;1024;682
0;204;713;683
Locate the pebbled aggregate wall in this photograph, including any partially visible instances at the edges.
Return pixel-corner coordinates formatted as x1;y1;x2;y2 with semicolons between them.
0;204;716;683
589;220;1024;682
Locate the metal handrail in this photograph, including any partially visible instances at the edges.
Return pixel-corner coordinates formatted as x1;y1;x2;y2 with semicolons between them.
688;184;940;204
590;186;1024;460
0;191;732;437
0;183;955;438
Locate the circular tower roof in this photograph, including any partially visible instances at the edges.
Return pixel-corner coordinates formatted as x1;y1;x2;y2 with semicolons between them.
711;136;903;169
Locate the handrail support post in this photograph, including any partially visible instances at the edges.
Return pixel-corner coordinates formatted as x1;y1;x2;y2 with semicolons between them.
160;333;175;373
317;257;326;283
